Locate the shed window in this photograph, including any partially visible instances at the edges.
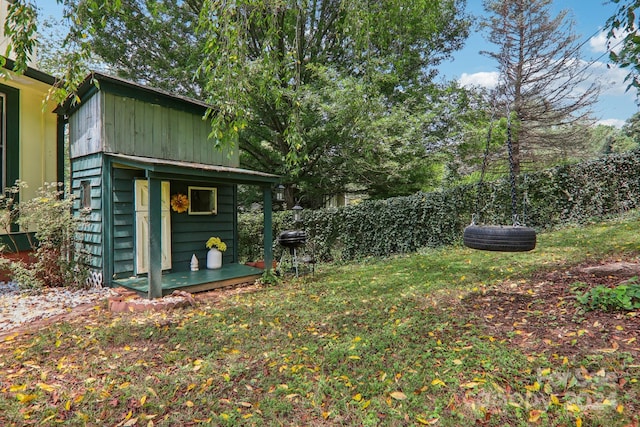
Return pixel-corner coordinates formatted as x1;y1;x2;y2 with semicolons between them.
80;180;92;209
188;186;217;215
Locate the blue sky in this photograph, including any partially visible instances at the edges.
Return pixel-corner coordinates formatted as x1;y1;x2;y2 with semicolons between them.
37;0;638;127
439;0;638;127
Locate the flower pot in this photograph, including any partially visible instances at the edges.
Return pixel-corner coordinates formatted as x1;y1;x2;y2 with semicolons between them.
207;248;223;269
253;260;277;269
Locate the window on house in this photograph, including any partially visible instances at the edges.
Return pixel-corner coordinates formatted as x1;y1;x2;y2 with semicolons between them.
0;84;18;196
0;92;5;191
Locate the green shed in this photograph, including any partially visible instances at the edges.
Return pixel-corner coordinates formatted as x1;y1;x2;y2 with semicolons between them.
57;72;279;298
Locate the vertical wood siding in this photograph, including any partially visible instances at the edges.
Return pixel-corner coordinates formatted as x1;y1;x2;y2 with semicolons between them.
71;154;103;269
102;93;239;167
69;93;104;159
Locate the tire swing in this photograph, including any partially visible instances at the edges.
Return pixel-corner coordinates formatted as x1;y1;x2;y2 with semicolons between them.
463;107;536;252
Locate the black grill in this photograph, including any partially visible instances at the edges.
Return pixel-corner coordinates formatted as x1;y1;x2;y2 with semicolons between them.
277;230;307;248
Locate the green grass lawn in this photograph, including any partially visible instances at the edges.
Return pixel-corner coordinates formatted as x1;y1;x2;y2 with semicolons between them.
1;215;639;426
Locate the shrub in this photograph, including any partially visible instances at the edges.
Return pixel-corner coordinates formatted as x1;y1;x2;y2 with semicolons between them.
575;280;640;312
239;150;640;261
0;181;90;289
238;210;293;263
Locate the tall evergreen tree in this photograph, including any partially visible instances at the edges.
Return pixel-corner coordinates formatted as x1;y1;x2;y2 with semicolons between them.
482;0;599;174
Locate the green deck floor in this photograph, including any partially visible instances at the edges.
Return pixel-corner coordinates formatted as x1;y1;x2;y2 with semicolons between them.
113;264;264;295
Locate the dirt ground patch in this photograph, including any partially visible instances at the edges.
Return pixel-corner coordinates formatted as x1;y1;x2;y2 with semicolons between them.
457;256;640;361
0;281;264;341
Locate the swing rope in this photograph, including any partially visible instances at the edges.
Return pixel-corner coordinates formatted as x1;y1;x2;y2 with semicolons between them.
471;87;523;227
471;109;494;226
505;102;520;226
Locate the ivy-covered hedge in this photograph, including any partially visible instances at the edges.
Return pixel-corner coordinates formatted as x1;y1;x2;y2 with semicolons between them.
239;150;640;261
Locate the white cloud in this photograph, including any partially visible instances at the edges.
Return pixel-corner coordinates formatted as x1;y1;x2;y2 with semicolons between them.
597;118;626;128
590;29;625;55
587;60;631;96
589;31;608;53
459;71;499;89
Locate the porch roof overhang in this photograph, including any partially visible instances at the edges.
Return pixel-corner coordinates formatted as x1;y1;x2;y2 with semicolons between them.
106;153;280;186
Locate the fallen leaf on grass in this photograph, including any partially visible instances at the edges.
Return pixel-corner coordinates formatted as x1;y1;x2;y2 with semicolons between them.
16;393;37;404
525;381;540;392
566;403;581;413
461;381;481;389
37;382;56;393
390;391;407;400
528;409;543;423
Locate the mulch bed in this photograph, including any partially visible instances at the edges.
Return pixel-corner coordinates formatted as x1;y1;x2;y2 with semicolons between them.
458;257;640;361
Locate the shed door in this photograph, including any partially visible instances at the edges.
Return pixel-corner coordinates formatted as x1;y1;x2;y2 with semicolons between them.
135;180;172;274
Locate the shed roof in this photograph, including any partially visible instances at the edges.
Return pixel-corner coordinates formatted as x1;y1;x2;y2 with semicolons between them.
108;153;279;185
56;71;213;116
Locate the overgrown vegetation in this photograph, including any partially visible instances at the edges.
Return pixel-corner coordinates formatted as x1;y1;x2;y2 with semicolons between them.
240;150;640;262
1;215;639;425
0;181;90;289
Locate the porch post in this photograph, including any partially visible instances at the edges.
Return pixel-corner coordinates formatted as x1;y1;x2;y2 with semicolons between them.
263;186;273;272
102;157;114;287
56;115;66;189
148;176;163;299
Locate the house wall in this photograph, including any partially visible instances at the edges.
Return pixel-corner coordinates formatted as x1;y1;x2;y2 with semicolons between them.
109;167;237;279
69;90;239;168
0;71;57;239
18;79;58;197
0;0;38;68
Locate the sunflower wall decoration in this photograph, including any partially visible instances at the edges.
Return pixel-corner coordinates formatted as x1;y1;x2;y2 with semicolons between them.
170;193;189;213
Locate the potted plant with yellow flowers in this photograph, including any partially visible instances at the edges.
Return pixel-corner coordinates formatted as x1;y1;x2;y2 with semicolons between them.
205;236;227;269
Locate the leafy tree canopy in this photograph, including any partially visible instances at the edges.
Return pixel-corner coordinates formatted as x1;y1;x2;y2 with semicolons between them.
4;0;471;206
607;0;640;94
